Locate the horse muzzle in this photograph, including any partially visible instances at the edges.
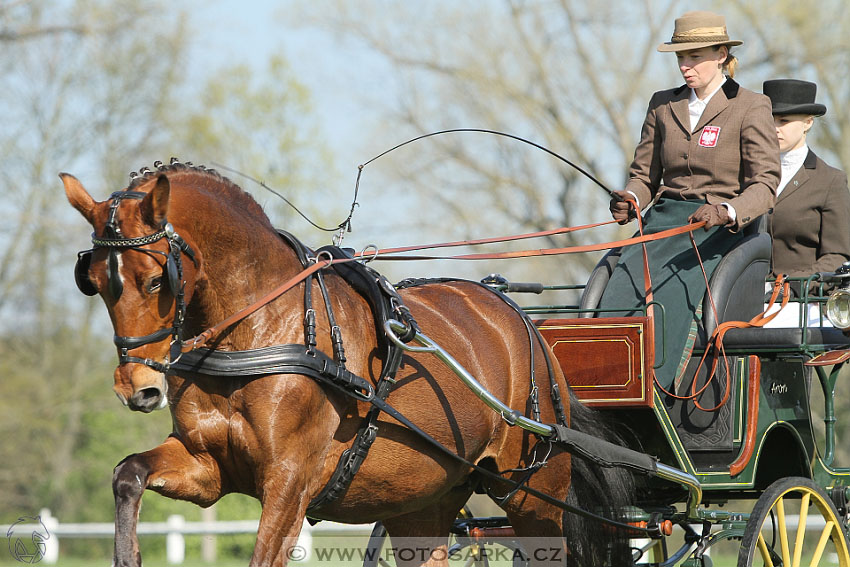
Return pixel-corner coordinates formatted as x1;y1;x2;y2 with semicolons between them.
128;383;168;413
114;366;169;413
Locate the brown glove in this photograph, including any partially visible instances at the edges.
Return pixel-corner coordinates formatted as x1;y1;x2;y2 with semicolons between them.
609;190;636;224
688;204;731;229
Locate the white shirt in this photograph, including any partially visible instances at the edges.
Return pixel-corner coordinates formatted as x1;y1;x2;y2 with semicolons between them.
688;79;726;133
777;145;808;197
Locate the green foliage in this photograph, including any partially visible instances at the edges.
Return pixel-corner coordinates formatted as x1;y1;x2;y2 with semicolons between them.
162;55;339;242
0;1;324;562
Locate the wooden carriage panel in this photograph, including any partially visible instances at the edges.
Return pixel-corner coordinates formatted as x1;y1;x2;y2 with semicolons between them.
535;317;654;408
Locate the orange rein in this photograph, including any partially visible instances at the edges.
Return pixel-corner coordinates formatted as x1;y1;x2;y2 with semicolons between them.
355;219;705;261
653;237;791;411
180;212;706;353
181;256;342;352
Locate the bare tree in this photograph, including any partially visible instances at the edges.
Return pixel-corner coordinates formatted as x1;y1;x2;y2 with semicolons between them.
291;0;689;283
164;55;339;244
0;1;87;42
0;0;191;521
721;0;850;172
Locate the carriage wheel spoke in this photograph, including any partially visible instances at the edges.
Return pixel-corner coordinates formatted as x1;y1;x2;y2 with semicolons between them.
741;479;850;567
791;492;810;567
810;519;835;567
776;497;791;566
757;532;775;567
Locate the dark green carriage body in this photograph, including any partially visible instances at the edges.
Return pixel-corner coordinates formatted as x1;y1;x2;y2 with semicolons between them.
524;219;850;501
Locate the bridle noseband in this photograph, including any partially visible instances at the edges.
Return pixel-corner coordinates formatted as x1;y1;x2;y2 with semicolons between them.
75;190;197;373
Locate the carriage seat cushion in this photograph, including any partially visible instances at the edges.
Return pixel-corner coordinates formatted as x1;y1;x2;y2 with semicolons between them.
699;231;771;338
692;326;850;351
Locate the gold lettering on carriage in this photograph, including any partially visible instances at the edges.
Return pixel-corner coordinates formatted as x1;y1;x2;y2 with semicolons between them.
770;382;788;395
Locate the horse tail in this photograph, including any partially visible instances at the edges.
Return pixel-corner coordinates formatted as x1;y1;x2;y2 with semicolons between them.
562;387;638;566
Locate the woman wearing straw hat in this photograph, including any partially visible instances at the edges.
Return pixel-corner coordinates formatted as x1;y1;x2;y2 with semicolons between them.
599;11;780;391
761;79;850;328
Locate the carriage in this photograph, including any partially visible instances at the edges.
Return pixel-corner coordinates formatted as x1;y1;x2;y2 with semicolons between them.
365;219;850;566
63;160;850;567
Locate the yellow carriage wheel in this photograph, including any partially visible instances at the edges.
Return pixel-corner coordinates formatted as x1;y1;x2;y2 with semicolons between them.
738;477;850;567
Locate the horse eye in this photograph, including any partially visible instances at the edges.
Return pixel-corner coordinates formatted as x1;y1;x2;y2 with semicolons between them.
147;276;163;293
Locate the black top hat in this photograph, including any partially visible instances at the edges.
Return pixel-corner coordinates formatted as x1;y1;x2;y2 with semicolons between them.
763;79;827;116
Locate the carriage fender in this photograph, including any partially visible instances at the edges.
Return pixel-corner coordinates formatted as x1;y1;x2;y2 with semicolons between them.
750;421;811;485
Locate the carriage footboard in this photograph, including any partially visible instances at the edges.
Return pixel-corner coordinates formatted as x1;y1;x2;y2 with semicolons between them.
384;319;703;518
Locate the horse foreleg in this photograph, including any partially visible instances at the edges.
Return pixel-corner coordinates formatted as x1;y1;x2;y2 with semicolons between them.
112;435;223;567
250;468;314;567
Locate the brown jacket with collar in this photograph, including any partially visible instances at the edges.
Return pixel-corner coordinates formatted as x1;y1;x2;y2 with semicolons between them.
768;149;850;278
626;79;780;231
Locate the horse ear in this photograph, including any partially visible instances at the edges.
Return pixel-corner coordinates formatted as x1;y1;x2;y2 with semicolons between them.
60;173;96;223
141;174;170;226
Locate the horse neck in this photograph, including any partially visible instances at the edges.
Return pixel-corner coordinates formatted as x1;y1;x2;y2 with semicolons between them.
170;185;307;350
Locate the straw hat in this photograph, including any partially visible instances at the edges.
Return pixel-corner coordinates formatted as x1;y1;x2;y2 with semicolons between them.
657;11;743;53
763;79;827;117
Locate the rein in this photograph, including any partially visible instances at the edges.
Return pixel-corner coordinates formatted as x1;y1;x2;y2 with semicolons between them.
181;256;351;352
180;220;706;352
354;220;706;262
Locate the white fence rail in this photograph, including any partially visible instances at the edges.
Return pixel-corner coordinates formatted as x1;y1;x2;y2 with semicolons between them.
12;509;835;565
13;508;372;564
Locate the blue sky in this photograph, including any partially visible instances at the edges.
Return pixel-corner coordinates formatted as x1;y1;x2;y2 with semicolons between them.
184;1;416;256
189;1;392;178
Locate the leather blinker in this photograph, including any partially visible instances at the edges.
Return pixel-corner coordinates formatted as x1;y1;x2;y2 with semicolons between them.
74;251;98;296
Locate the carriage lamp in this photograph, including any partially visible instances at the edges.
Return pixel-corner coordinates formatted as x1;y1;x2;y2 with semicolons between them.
825;261;850;330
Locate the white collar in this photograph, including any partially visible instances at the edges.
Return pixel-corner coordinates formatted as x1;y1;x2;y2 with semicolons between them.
689;78;726;106
781;145;809;167
688;78;726;132
777;145;809;196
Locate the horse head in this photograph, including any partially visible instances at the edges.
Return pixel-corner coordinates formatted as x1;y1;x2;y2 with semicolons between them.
62;171;203;412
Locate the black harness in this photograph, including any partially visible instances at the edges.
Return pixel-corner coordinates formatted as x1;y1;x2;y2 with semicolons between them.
75;207;580;514
75;191;198;373
170;229;420;512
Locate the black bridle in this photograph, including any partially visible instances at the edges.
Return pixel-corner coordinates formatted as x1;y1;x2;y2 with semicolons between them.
75;190;197;373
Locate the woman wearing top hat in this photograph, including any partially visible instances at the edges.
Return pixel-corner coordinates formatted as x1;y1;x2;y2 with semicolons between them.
761;79;850;327
763;79;850;280
598;11;780;390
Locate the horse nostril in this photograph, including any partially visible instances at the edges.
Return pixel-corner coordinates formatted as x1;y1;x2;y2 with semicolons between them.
129;387;163;413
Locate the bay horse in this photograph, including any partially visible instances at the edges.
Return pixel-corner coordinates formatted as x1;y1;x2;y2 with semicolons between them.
62;161;634;566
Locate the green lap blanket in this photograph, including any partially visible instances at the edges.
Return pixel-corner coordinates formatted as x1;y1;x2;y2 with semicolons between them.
597;199;744;391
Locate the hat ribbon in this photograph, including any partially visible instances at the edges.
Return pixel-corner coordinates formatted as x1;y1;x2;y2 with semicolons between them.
672;26;729;43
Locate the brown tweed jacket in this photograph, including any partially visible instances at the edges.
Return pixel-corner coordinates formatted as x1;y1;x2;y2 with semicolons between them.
626;79;780;231
768;149;850;278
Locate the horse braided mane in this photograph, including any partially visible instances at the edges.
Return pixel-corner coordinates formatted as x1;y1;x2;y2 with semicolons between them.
126;158;267;220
